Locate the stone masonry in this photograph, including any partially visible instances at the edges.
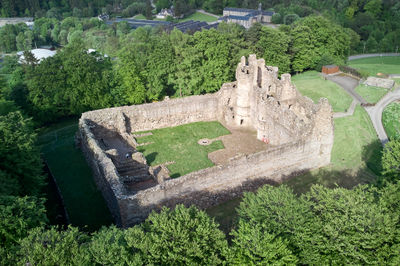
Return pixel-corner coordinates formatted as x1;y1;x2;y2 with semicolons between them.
78;55;334;227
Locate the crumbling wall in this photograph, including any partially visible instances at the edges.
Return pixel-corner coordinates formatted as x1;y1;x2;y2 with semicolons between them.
82;94;219;135
118;139;325;226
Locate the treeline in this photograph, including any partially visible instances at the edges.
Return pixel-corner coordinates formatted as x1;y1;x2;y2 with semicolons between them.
0;0;145;18
1;16;351;125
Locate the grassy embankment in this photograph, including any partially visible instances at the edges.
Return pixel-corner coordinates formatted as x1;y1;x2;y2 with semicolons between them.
135;121;230;178
382;102;400;140
291;71;353;112
38;119;113;230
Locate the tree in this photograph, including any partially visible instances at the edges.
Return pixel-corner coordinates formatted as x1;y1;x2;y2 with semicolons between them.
0;111;44;196
382;139;400;183
113;48;147;105
18;227;90;265
0;196;47;249
229;220;298;265
125;205;229;264
256;27;291;74
290;25;316;72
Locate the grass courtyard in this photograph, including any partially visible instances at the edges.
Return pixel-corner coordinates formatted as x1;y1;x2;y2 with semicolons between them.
382;102;400;140
355;84;389;104
292;71;353;113
38;120;113;231
135;121;230;178
348;56;400;76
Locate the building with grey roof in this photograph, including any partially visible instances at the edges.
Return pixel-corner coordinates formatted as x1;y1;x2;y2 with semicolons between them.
220;4;274;28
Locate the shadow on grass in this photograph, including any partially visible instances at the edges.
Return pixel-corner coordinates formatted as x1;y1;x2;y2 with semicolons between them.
145;152;158;165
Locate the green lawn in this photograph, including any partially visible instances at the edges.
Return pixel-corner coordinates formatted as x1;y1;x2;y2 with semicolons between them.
348;56;400;76
382;102;400;140
292;71;353;113
355;84;388;104
133;14;146;20
208;106;382;231
178;11;218;22
134;11;217;22
135;121;230;178
38;121;113;231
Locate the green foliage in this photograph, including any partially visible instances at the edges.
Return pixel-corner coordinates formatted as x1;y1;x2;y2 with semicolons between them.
256;27;291;74
0;111;44;196
0;196;47;248
382;139;400;183
229;220;298;265
113;48;147;105
18;226;90;265
382;102;400;140
237;184;400;265
128;205;229;264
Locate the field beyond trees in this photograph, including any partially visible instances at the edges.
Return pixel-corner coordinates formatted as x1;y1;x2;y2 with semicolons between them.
348;56;400;76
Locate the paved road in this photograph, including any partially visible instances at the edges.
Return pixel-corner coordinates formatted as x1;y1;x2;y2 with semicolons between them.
327;73;400;145
325;74;366;104
364;88;400;145
348;53;400;61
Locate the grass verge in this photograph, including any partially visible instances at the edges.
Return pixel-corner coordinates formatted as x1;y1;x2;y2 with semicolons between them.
354;84;388;104
135;121;229;178
348;56;400;76
382;102;400;140
38;120;113;231
292;71;353;113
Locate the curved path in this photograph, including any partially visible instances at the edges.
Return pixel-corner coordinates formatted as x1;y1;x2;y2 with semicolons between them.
364;88;400;145
326;73;400;145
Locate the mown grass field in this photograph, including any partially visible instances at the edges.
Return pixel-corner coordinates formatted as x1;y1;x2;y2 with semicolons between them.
178;11;218;22
135;121;230;178
355;84;388;104
134;11;217;22
38;120;113;230
348;56;400;76
382;102;400;140
208;105;382;232
292;71;353;112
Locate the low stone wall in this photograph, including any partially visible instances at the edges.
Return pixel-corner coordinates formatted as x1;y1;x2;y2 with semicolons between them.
118;139;325;226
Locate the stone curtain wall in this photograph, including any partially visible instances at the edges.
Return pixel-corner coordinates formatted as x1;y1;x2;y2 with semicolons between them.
81;94;220;135
119;139;326;226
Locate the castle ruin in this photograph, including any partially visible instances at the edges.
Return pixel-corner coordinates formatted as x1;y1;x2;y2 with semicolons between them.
78;55;334;227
